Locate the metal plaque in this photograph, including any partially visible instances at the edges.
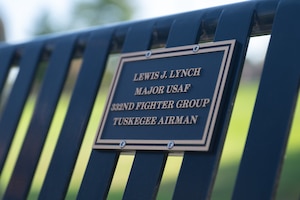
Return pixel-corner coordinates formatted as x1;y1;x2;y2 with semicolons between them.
94;40;236;151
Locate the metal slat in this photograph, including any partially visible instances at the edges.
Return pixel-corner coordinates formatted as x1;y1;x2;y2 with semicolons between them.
101;2;276;54
39;29;114;199
121;22;168;200
233;0;300;199
0;42;43;174
165;11;208;48
1;2;275;58
0;46;14;98
78;150;120;199
122;12;205;200
4;37;77;199
123;152;167;200
173;2;258;199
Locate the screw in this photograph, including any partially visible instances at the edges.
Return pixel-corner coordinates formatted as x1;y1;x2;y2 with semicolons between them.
193;45;200;52
145;51;152;58
119;140;126;148
167;141;175;149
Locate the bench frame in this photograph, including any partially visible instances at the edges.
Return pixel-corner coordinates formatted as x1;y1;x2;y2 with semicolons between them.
0;0;299;199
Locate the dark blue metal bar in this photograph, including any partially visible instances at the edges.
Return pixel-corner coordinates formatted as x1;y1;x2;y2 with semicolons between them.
4;36;77;199
173;2;259;199
123;152;167;200
165;12;207;48
78;150;120;199
121;21;169;200
0;46;14;120
0;42;43;174
39;29;114;199
0;46;14;100
123;11;206;200
233;0;300;199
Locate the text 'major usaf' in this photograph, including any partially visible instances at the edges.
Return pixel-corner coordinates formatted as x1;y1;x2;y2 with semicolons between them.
94;40;236;151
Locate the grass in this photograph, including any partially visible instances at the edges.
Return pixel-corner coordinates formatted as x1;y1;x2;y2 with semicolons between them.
0;82;299;199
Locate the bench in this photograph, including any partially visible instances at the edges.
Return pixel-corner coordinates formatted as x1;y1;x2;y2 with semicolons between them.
0;0;299;199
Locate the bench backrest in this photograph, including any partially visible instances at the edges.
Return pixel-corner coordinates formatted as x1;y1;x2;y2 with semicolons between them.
0;0;299;199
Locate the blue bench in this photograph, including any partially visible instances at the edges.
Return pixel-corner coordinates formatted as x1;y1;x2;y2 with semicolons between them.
0;0;299;199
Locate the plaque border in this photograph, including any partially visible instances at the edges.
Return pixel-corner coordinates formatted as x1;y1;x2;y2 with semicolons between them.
93;39;236;151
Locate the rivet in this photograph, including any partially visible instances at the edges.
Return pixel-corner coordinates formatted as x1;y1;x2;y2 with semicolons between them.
145;51;152;58
193;45;200;52
167;141;175;149
119;140;126;148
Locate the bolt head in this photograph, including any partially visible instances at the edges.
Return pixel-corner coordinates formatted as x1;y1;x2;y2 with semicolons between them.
119;140;126;148
193;45;200;52
167;141;175;149
145;51;152;58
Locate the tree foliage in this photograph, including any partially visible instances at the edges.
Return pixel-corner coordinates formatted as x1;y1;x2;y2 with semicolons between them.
34;11;59;36
33;0;133;36
73;0;132;29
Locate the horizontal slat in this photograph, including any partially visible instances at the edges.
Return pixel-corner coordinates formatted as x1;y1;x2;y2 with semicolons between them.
4;1;277;61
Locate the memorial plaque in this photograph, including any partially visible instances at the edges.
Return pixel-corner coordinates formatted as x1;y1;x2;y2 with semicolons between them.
93;40;236;151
